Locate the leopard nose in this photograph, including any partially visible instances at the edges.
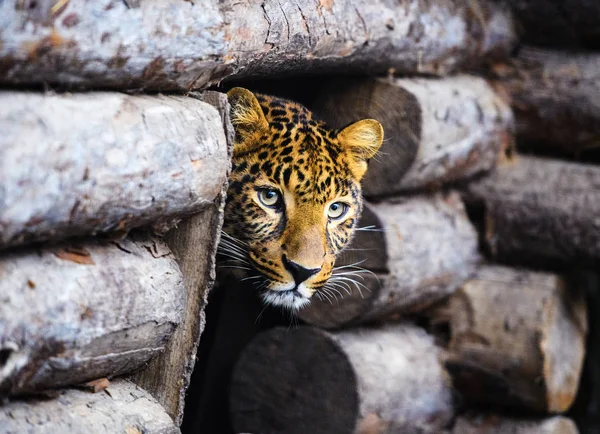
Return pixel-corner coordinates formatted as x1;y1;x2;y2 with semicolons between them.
282;255;321;285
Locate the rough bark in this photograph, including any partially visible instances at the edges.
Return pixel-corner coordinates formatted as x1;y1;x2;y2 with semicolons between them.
491;47;600;154
0;0;515;91
463;155;600;269
452;414;579;434
430;266;587;413
0;235;184;397
0;91;229;250
129;92;232;425
299;193;480;329
230;324;454;434
0;379;180;434
311;75;514;197
502;0;600;49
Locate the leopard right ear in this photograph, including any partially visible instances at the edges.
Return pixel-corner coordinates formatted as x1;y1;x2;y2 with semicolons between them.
227;88;269;153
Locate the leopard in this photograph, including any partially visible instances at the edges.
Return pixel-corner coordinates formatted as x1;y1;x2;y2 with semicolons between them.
220;87;383;310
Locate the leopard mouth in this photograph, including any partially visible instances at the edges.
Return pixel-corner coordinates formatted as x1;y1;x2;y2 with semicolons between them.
260;286;310;310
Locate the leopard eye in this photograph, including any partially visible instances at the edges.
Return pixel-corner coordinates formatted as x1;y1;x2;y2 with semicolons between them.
327;202;348;220
257;188;280;208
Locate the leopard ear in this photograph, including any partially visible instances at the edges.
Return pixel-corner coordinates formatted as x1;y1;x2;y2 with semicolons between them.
337;119;383;179
227;87;269;153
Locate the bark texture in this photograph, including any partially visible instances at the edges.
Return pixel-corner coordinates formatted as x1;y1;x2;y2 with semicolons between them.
230;324;454;434
453;414;579;434
0;379;180;434
464;155;600;269
130;92;232;425
0;235;184;397
0;91;229;250
299;193;480;329
492;47;600;154
311;75;514;196
431;266;587;413
0;0;515;90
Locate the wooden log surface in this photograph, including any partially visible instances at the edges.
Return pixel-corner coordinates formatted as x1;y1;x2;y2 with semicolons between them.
492;48;600;154
299;192;480;329
503;0;600;49
0;91;229;250
130;92;232;425
464;155;600;269
0;0;515;90
230;324;454;434
311;75;513;196
430;265;587;413
0;379;180;434
452;414;579;434
0;235;184;397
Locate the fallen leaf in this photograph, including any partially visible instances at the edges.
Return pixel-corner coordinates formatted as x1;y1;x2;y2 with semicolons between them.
83;378;110;393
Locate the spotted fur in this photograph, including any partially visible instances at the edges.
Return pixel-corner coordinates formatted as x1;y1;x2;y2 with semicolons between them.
222;88;383;310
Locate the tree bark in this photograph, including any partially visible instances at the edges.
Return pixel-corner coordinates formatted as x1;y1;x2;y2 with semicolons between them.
299;193;480;329
0;379;180;434
311;75;514;197
230;324;454;434
502;0;600;49
491;47;600;154
0;235;184;397
0;91;229;250
0;0;515;91
463;155;600;269
430;265;587;413
452;414;579;434
129;92;232;425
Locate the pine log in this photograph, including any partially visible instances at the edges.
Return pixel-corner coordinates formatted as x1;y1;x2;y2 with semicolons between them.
491;48;600;154
299;192;480;329
311;76;514;196
129;92;232;425
0;0;515;91
230;324;454;434
503;0;600;49
0;379;180;434
430;265;587;413
0;91;229;250
453;414;579;434
0;235;184;397
463;155;600;269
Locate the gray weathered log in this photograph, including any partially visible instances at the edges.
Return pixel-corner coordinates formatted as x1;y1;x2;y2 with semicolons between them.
299;193;480;329
130;92;232;425
0;0;515;90
452;414;579;434
230;324;454;434
503;0;600;49
0;235;184;397
0;379;180;434
430;265;587;413
311;75;514;196
0;91;229;250
491;47;600;154
463;155;600;269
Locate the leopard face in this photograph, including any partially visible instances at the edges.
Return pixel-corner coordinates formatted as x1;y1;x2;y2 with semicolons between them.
221;88;383;310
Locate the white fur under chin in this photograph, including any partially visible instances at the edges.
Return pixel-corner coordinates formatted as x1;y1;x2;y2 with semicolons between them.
261;283;312;310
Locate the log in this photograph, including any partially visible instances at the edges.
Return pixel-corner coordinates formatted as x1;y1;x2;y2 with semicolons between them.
129;92;232;425
452;414;579;434
0;235;184;397
463;155;600;269
0;91;229;250
430;265;587;413
503;0;600;49
492;47;600;154
0;0;515;90
311;76;514;196
230;324;454;434
298;192;480;329
0;379;180;434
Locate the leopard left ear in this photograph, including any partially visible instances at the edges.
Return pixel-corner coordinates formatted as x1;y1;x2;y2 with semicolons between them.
337;119;383;179
227;87;269;154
